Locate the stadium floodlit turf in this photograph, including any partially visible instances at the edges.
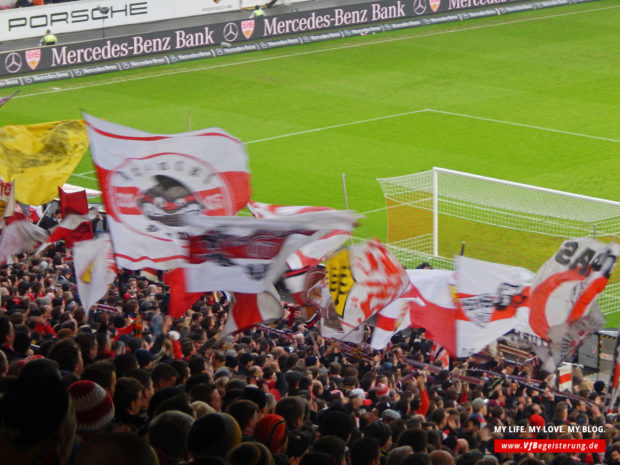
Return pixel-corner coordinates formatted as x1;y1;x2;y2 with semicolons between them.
3;0;620;321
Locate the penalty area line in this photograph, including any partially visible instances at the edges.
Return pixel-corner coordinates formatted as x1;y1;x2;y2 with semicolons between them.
426;109;620;144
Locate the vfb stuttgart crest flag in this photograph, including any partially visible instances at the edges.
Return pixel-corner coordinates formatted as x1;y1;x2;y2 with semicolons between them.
84;113;251;270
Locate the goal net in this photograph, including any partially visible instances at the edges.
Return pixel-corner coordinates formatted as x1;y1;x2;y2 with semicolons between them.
376;167;620;314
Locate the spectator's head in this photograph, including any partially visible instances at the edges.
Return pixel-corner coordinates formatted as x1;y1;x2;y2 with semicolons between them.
81;360;117;397
148;410;194;462
398;428;427;453
430;450;455;465
68;380;115;435
0;359;74;465
187;412;241;459
365;421;393;450
229;441;275;465
350;436;381;465
151;362;178;390
113;377;143;417
387;446;414;465
227;399;259;433
318;408;353;442
48;337;83;375
275;396;306;429
74;432;158;465
254;413;288;454
313;435;348;465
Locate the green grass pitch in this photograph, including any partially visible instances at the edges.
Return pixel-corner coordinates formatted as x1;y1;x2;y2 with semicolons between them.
3;0;620;323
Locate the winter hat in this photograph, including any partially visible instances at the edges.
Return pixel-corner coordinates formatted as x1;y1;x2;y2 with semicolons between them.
229;441;275;465
375;383;389;397
67;380;115;432
349;388;372;406
382;409;402;421
134;348;152;368
242;386;267;410
254;414;288;453
529;414;545;428
187;412;242;458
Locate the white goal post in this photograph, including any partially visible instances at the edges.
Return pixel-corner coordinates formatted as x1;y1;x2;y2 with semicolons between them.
376;167;620;314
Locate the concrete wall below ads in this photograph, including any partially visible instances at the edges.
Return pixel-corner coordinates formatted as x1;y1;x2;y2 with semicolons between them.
0;0;599;88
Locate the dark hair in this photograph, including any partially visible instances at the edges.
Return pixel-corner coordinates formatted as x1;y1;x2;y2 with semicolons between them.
151;362;178;388
148;411;194;459
350;436;381;465
113;353;138;378
227;399;259;431
313;435;347;465
48;338;81;373
398;428;427;453
114;377;143;415
275;396;306;429
81;360;116;392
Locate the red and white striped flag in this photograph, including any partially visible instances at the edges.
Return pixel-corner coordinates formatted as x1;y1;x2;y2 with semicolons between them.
223;287;283;336
84;113;251;270
430;342;450;369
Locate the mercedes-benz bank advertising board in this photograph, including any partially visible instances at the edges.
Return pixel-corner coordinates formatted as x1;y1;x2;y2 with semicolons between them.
0;0;595;81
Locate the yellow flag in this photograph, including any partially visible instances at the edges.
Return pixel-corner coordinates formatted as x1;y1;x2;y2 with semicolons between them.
0;120;88;205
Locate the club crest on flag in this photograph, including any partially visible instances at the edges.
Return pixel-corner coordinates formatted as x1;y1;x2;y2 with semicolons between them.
241;20;255;39
429;0;441;13
326;248;355;317
25;49;41;70
106;154;235;240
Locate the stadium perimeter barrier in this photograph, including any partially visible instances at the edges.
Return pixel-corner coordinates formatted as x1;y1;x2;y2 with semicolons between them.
0;0;599;88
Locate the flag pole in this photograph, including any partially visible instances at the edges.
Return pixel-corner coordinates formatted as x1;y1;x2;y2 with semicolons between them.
341;173;353;246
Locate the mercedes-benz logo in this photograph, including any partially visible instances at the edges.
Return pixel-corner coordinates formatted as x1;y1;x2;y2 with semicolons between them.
4;52;22;74
24;76;32;83
215;48;223;56
223;22;238;42
412;0;427;15
74;69;82;76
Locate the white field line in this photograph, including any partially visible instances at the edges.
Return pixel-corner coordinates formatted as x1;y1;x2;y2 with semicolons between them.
245;109;430;144
10;3;620;99
71;106;616;178
427;109;620;144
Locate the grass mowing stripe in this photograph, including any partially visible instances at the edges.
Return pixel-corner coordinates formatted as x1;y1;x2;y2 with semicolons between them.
10;2;619;99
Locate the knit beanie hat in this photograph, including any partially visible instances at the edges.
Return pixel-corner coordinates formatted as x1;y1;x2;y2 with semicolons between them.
229;441;275;465
187;412;242;458
254;413;288;453
68;380;115;432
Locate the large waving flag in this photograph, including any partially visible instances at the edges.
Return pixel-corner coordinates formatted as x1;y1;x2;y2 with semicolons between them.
324;239;409;336
181;210;357;294
84;113;251;270
0;120;88;205
527;238;618;341
73;234;117;313
37;209;99;254
454;256;535;357
0;219;48;263
58;188;93;248
248;201;352;270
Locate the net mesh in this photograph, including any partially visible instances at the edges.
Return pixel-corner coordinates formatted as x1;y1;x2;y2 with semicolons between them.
377;168;620;314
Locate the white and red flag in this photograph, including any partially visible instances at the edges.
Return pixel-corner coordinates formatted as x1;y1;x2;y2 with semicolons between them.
454;256;535;357
73;234;117;313
36;209;99;255
223;287;283;336
324;239;409;337
181;210;357;294
84;113;251;270
247;201;351;270
0;219;48;263
527;238;618;341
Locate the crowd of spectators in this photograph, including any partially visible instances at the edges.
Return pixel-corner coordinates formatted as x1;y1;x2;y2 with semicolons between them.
1;0;76;10
0;242;618;465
